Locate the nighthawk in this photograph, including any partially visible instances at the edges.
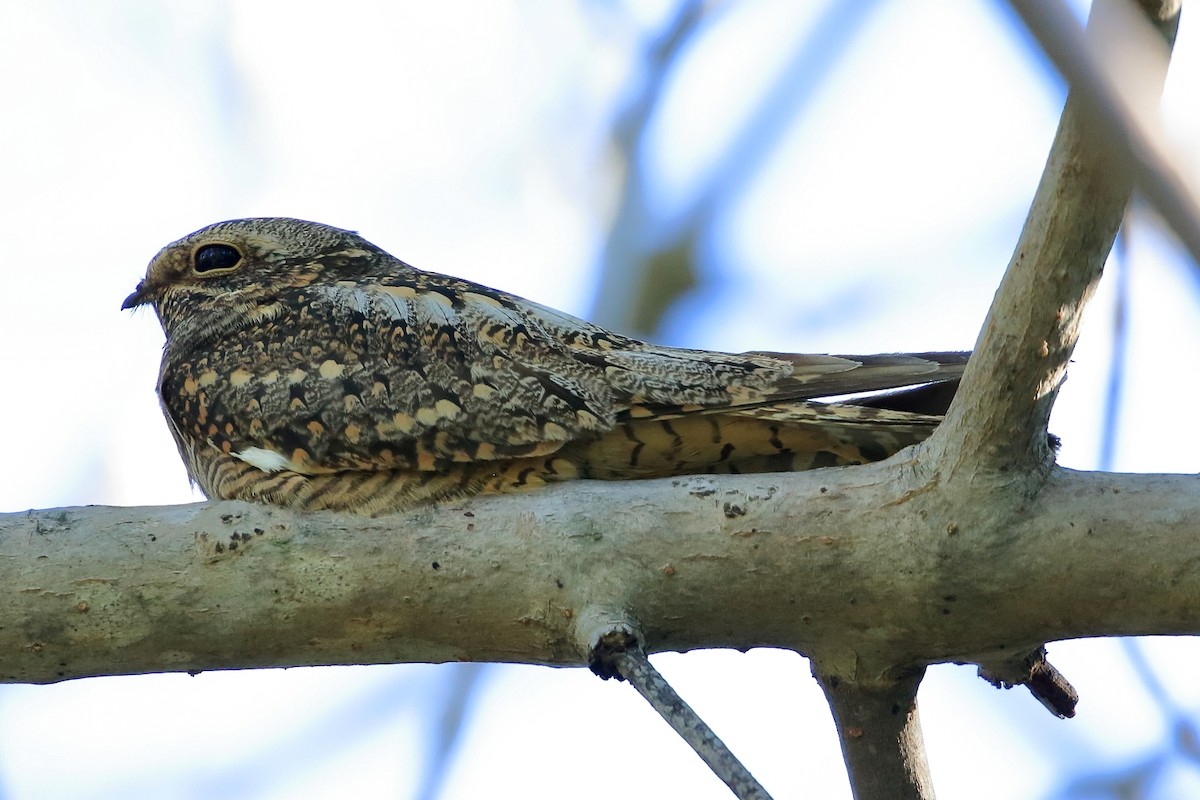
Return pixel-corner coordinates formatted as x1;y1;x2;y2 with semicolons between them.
123;218;966;514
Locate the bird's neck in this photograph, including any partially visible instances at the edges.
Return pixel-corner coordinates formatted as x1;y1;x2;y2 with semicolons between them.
160;294;285;358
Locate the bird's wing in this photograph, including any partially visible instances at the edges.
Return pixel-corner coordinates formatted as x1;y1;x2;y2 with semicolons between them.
746;351;968;399
161;270;966;475
621;351;968;421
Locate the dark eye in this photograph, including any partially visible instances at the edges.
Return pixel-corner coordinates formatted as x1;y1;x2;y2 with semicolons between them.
193;243;243;273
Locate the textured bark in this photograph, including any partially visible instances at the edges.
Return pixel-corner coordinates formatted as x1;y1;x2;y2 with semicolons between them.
3;467;1198;685
939;0;1181;477
815;669;933;800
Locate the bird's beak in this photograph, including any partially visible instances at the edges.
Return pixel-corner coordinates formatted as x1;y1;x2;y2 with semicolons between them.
121;280;151;310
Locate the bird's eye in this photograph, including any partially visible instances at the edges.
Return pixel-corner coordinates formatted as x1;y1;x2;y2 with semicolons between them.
193;243;243;274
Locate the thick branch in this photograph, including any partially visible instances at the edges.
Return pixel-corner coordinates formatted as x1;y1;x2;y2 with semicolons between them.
814;668;933;800
932;0;1180;476
4;466;1198;684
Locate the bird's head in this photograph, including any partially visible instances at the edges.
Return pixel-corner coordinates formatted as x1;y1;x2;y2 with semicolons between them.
122;217;388;341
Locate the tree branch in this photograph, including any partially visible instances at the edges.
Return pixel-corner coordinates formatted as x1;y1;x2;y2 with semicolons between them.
814;668;933;800
592;628;773;800
3;467;1198;684
931;0;1181;477
979;646;1080;719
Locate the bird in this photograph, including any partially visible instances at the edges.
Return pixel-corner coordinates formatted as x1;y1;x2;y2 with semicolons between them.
123;218;968;515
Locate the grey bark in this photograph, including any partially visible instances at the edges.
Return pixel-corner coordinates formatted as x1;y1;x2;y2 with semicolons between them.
3;468;1197;685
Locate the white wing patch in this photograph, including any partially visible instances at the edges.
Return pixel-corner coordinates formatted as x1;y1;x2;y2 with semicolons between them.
234;446;299;473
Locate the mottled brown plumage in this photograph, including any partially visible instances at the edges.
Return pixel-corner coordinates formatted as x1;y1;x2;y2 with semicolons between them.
123;218;967;515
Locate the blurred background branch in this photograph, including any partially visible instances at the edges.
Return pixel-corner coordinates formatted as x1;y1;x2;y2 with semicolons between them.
1007;0;1200;269
588;0;885;337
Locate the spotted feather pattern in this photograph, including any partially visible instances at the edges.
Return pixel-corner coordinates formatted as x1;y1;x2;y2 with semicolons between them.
125;218;968;514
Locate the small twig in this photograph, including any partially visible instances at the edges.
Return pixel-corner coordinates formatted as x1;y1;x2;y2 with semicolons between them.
979;646;1080;719
813;667;934;800
591;630;773;800
1025;656;1080;719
